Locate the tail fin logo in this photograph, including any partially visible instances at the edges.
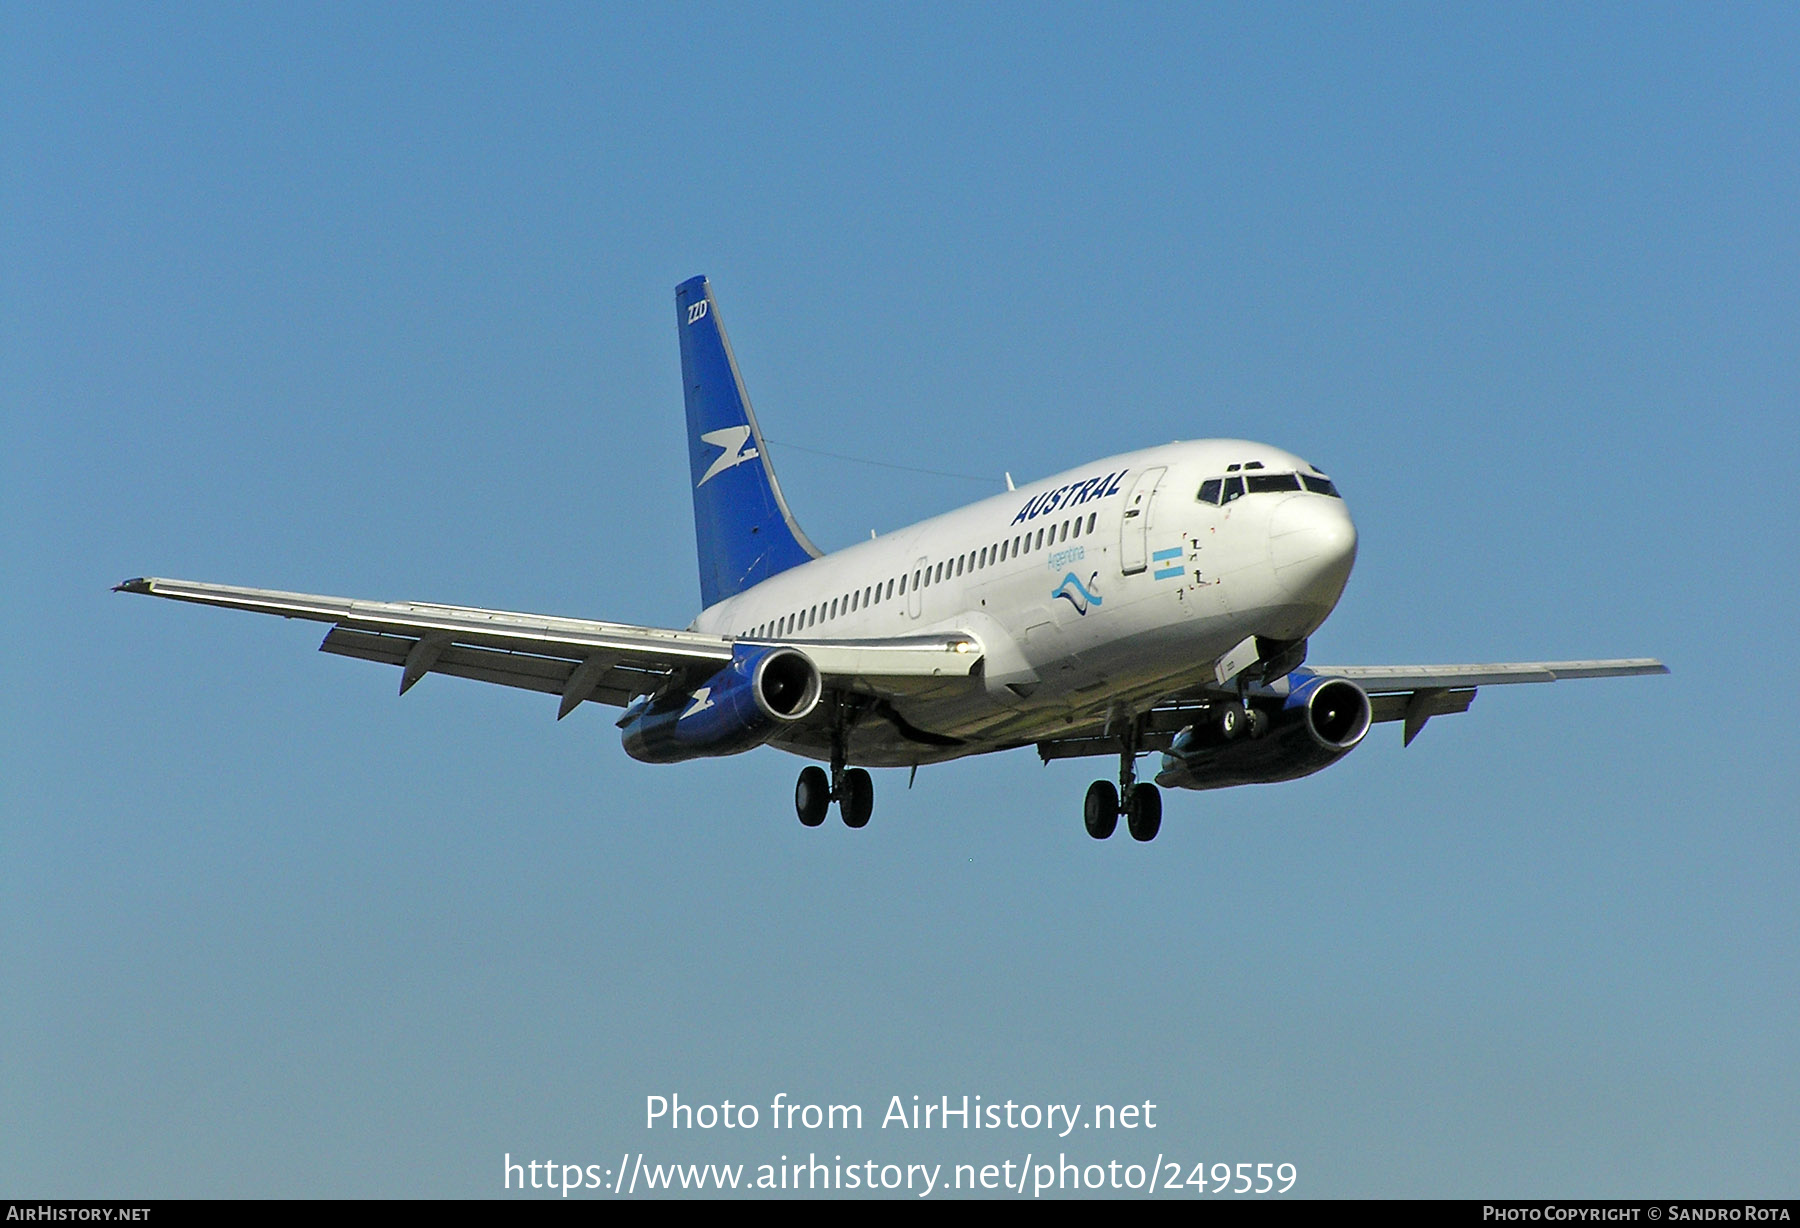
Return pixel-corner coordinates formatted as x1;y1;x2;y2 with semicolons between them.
1053;572;1105;616
697;425;759;487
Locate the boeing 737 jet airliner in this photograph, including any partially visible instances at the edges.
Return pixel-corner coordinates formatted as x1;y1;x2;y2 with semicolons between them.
118;277;1666;841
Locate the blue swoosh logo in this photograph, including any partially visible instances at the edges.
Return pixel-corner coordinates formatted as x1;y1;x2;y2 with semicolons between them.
1052;572;1103;615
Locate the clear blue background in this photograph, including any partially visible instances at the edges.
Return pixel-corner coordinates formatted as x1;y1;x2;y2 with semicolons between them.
5;3;1795;1198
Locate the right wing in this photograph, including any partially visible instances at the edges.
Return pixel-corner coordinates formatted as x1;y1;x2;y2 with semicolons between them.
115;577;981;719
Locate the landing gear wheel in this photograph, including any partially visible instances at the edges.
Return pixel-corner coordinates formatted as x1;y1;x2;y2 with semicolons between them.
840;767;874;829
1126;783;1162;842
1084;780;1119;839
1245;707;1269;739
1219;701;1246;740
795;765;829;827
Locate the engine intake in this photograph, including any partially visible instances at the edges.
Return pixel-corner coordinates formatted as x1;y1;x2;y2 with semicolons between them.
1303;677;1372;749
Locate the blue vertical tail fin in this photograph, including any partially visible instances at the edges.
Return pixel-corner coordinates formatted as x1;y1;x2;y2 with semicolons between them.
676;276;821;609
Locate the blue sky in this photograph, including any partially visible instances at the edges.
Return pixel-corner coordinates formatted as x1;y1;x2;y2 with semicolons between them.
5;3;1796;1198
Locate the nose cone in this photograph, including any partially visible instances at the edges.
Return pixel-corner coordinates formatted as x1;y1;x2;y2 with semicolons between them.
1269;495;1358;611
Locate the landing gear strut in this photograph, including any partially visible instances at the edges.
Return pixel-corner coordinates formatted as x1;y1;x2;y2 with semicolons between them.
1084;717;1162;842
793;697;874;829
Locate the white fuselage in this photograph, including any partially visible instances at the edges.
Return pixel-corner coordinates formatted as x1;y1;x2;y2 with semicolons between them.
692;439;1358;766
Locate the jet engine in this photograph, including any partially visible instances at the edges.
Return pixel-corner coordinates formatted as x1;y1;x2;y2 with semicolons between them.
620;645;822;764
1154;673;1372;791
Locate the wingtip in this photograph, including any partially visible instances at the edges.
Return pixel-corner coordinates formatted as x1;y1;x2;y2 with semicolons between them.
114;577;153;594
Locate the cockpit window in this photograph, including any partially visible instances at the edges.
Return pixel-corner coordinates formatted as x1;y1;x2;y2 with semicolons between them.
1197;470;1339;504
1246;473;1301;494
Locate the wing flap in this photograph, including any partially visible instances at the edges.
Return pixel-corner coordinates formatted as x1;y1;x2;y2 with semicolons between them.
319;629;649;707
120;576;731;713
1367;688;1477;725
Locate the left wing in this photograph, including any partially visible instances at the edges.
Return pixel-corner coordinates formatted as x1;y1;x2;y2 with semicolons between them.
1036;657;1667;761
1308;659;1669;745
115;577;981;718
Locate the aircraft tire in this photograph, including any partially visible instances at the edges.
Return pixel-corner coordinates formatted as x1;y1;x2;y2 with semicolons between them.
796;766;830;827
1127;784;1162;842
1219;701;1246;740
840;767;874;829
1246;707;1269;739
1084;780;1119;839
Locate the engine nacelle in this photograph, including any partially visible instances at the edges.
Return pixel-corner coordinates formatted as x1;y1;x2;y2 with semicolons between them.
620;644;822;764
1154;673;1371;791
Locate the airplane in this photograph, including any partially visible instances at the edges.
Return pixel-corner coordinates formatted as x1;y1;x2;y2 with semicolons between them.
116;275;1667;842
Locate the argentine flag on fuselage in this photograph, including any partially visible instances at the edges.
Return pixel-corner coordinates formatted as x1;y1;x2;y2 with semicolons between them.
676;276;822;609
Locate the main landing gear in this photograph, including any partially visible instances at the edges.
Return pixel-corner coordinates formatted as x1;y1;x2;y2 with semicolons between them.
1083;700;1265;843
794;763;874;828
794;704;873;829
1085;721;1162;842
1083;775;1162;842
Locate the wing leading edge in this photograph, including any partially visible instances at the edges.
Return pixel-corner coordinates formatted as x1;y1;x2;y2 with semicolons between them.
114;577;982;718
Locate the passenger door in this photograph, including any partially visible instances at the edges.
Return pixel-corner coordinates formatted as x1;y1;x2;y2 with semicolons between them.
1117;467;1166;575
